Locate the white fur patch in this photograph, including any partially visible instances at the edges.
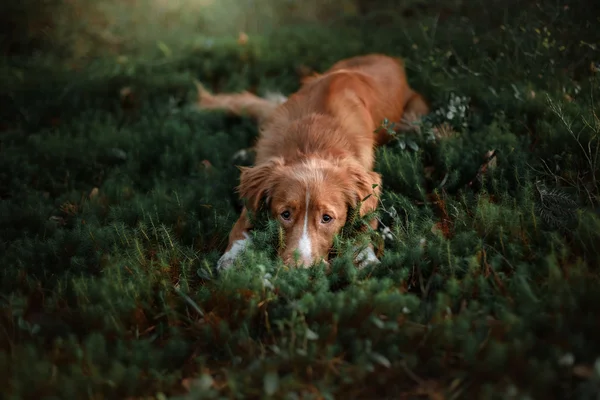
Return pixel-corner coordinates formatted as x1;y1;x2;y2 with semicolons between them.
217;232;251;270
297;191;312;266
354;245;380;269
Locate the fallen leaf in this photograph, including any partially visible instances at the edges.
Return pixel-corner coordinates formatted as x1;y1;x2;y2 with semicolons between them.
89;187;99;199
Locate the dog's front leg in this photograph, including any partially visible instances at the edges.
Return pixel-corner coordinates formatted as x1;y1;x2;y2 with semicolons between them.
353;243;381;269
352;219;381;269
217;208;253;271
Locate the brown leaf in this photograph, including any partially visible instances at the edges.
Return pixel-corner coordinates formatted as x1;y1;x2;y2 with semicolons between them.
431;221;451;238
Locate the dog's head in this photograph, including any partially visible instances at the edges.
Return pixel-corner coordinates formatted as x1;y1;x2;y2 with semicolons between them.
238;156;381;267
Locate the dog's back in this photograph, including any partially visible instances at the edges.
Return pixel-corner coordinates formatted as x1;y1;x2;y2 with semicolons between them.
256;54;427;168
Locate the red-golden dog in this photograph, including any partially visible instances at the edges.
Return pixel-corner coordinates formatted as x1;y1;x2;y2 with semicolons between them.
197;54;429;270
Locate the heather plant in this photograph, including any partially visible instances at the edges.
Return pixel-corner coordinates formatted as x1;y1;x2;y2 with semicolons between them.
1;0;600;399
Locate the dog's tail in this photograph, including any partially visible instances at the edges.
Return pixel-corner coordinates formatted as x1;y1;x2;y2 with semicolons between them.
404;90;430;121
390;89;430;134
195;80;286;123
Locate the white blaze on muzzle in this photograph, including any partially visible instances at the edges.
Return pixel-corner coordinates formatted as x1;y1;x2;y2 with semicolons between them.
297;191;313;266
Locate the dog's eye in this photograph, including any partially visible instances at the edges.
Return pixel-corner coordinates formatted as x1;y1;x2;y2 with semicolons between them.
321;214;333;223
280;211;291;220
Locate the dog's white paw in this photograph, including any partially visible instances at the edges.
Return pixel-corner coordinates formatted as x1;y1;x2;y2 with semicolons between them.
217;233;251;271
353;245;381;269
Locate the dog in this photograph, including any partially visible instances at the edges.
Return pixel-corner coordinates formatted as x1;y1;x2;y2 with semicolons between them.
196;54;429;270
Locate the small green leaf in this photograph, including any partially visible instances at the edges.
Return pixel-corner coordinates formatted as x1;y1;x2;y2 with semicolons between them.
157;41;172;57
296;348;308;356
370;352;391;368
371;316;385;329
399;140;406;150
407;139;420;151
306;328;319;340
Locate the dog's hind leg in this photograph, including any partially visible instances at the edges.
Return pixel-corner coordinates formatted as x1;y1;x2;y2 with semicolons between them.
195;81;286;123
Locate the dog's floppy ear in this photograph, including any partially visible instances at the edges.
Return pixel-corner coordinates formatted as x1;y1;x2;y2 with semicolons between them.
342;161;382;217
237;157;285;211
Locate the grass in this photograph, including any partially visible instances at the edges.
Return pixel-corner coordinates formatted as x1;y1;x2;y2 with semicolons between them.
2;0;600;398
